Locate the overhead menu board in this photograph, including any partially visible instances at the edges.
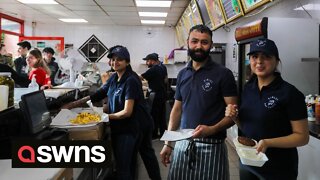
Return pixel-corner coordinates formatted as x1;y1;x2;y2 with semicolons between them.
204;0;225;30
190;0;203;25
182;7;193;30
219;0;244;23
175;24;186;46
177;19;189;45
196;0;213;29
240;0;272;13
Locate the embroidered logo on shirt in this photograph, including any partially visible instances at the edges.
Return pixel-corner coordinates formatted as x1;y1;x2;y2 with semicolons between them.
202;78;213;92
115;88;123;96
264;96;278;109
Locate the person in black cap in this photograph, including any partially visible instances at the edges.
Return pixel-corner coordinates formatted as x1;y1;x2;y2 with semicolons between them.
63;45;161;180
14;41;31;79
226;38;309;180
43;47;59;86
141;53;167;139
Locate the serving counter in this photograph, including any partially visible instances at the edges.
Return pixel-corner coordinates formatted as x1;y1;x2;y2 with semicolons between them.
0;86;113;179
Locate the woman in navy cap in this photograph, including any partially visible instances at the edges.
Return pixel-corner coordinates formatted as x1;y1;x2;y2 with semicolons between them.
226;38;309;180
63;45;160;180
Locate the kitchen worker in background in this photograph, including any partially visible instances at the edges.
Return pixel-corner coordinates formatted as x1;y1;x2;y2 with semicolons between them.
63;45;160;180
160;24;238;180
43;47;59;86
141;53;167;139
14;41;31;79
225;38;309;180
0;44;14;67
26;49;52;89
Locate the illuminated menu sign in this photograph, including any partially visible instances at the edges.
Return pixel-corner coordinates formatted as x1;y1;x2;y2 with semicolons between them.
220;0;243;23
235;17;268;42
241;0;272;13
204;0;225;30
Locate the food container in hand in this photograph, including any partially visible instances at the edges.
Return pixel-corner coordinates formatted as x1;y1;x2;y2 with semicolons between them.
236;148;268;167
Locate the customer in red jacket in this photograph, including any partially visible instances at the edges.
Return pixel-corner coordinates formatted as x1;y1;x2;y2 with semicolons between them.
26;49;51;89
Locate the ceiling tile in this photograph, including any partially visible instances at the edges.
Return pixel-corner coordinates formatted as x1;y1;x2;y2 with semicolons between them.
64;5;101;11
108;11;138;16
95;0;135;6
111;16;140;21
56;0;96;5
101;6;137;12
0;0;189;27
73;10;106;16
171;1;189;8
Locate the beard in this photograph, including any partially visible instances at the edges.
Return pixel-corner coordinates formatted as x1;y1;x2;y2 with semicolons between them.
188;47;210;62
147;64;153;68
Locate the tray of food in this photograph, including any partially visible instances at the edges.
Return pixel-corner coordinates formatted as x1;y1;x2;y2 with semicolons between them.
51;108;109;128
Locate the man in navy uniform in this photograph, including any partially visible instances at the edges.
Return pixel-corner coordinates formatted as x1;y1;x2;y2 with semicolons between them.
141;53;167;138
160;24;237;180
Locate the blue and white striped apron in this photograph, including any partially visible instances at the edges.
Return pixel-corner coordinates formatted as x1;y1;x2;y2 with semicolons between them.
168;138;229;180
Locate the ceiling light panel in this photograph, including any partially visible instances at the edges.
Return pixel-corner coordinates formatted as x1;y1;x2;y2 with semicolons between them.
17;0;58;4
59;18;88;23
141;20;165;24
139;12;168;17
136;1;171;7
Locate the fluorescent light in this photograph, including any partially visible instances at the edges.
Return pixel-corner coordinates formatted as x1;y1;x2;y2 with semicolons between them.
136;1;171;7
294;3;320;10
17;0;58;4
141;20;165;24
139;12;168;17
59;18;88;23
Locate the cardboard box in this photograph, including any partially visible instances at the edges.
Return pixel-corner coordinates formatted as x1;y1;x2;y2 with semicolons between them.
68;123;105;140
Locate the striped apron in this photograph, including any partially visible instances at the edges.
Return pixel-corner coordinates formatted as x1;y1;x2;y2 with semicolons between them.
168;138;229;180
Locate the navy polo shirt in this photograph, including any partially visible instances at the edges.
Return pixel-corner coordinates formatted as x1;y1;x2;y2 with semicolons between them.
175;58;237;139
90;69;143;135
141;64;166;98
239;73;307;173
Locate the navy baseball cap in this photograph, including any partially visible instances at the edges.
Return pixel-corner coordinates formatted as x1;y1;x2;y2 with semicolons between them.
143;53;159;61
247;38;279;59
107;46;130;61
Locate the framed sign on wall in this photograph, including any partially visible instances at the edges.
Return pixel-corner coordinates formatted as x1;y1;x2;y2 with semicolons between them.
190;0;203;25
204;0;226;30
240;0;272;13
219;0;244;23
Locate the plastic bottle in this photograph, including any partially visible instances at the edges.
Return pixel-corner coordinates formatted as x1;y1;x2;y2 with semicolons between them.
28;74;39;91
315;95;320;124
306;95;315;121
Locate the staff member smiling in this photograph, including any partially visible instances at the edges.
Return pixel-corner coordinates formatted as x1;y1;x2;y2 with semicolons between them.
226;38;309;180
63;45;156;180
